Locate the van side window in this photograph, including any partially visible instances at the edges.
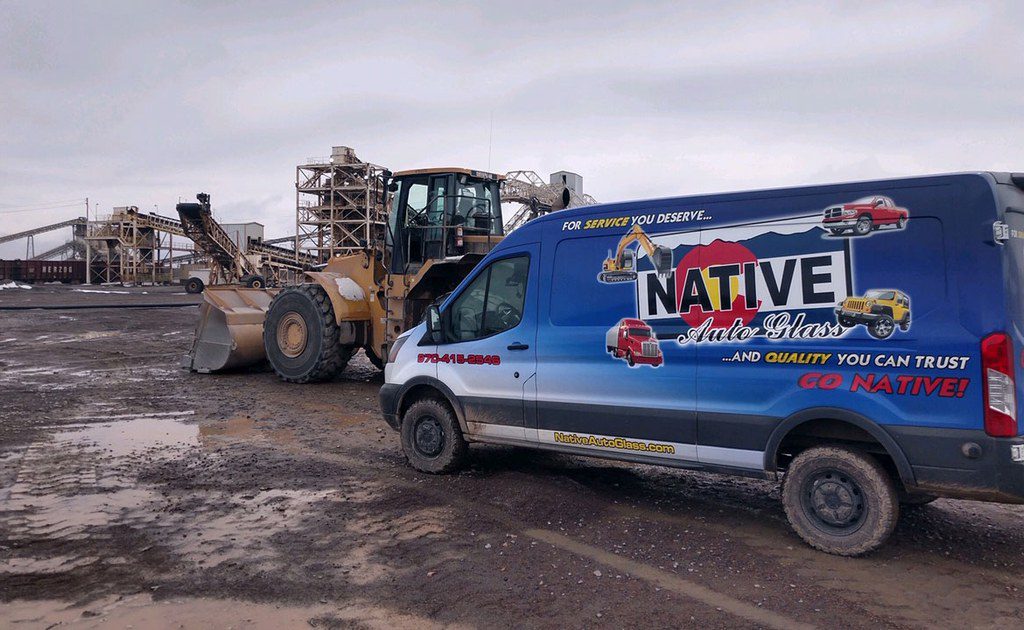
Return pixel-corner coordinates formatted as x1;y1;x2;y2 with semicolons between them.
447;255;529;342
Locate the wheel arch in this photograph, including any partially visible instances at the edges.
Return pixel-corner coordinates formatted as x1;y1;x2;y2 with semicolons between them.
396;376;469;434
764;407;916;488
304;271;372;323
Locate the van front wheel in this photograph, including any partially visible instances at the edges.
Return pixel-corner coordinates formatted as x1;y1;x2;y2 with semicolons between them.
401;398;467;474
782;445;899;556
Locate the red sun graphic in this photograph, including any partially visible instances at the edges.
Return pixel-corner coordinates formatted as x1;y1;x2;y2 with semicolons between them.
676;240;761;329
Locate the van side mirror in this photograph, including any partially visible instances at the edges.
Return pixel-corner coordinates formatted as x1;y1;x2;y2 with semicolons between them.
427;305;443;343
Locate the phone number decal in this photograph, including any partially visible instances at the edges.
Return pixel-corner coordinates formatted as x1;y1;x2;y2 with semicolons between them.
418;353;502;366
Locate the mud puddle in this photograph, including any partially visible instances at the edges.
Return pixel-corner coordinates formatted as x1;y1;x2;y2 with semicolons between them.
0;592;461;629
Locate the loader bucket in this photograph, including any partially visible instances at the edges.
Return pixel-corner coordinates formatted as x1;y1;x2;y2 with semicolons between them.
182;287;278;373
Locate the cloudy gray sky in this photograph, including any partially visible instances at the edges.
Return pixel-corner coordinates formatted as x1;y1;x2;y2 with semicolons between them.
1;0;1022;257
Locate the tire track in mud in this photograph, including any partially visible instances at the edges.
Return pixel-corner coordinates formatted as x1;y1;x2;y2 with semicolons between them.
233;426;817;629
247;416;1024;629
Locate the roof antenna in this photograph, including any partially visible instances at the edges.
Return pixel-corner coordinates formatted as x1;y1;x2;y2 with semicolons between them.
487;109;494;171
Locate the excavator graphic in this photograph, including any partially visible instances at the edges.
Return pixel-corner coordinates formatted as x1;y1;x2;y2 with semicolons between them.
598;225;674;283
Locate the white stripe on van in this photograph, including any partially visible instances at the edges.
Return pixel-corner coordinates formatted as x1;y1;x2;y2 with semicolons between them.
470;424;764;471
536;429;697;462
695;445;763;470
467;422;525;441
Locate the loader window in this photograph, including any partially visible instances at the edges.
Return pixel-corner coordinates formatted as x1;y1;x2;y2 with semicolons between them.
455;179;503;235
446;255;529;342
404;183;429;225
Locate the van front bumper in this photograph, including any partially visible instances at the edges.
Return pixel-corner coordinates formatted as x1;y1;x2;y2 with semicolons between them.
379;383;402;431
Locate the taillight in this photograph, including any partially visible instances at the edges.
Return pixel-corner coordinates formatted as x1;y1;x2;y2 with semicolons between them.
982;332;1017;437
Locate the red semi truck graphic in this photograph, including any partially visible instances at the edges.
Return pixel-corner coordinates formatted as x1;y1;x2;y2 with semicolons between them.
821;195;909;236
606;318;663;367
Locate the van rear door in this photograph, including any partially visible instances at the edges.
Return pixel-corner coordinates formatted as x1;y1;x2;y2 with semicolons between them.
999;200;1024;435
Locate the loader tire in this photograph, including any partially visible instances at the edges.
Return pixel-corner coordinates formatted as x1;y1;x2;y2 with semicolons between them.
264;284;352;383
365;347;386;371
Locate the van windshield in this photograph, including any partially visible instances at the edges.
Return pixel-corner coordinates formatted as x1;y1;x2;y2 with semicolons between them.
629;328;651;338
865;290;895;300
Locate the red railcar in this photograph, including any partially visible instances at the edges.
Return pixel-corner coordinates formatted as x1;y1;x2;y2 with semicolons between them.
0;259;86;283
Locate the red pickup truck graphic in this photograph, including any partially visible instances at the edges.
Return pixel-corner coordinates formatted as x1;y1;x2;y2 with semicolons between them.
606;318;663;367
821;196;909;236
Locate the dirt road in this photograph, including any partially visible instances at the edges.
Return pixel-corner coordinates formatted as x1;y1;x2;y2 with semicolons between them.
2;286;1024;628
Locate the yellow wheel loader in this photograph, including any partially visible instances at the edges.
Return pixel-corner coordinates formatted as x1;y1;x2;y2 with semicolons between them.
184;168;505;381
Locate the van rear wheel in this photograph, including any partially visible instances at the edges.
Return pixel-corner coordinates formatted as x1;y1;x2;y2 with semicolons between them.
400;398;467;474
782;445;899;556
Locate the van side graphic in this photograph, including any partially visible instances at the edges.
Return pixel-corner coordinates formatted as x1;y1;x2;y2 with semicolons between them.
836;289;911;339
631;219;854;343
821;196;909;237
605;318;664;367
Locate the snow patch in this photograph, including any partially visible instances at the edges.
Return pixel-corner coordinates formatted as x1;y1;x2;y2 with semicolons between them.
334;277;365;301
0;281;31;290
73;289;131;294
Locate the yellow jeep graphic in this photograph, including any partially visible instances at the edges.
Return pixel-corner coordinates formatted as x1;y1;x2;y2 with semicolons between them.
835;289;910;339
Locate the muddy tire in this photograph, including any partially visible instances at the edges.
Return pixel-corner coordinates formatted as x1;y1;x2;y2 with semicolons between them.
854;216;873;235
400;398;467;474
782;445;899;556
263;284;352;383
185;277;204;294
869;315;896;339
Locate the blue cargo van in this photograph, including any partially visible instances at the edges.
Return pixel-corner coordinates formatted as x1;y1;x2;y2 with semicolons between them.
380;172;1024;555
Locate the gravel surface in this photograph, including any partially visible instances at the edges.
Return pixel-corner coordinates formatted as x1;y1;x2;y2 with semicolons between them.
2;285;1024;628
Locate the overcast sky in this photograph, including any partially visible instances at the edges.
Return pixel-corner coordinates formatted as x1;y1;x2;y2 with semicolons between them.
1;0;1022;257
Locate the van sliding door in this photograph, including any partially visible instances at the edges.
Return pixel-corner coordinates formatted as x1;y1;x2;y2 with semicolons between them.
533;225;698;464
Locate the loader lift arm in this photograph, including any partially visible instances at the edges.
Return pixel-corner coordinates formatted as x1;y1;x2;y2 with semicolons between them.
599;225;673;284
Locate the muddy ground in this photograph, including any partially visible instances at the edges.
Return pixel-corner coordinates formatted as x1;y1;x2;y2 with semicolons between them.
2;285;1024;629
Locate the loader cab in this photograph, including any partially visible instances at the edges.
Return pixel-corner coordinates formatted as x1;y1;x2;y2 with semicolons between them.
386;168;505;272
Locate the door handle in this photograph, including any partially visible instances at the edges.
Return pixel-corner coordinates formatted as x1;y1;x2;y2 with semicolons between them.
507;343;529;351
